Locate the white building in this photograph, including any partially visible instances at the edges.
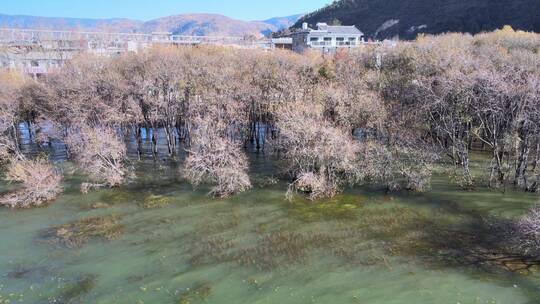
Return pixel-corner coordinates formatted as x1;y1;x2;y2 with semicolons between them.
291;22;364;53
0;40;83;77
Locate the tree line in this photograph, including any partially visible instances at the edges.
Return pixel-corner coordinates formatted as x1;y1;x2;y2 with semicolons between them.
0;26;539;210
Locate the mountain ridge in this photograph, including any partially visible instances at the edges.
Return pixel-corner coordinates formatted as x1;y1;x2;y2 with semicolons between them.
0;13;303;37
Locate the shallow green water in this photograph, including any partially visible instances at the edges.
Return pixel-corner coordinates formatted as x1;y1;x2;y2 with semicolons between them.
1;157;540;304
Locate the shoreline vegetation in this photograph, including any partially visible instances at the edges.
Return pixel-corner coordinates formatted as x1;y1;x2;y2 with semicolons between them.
0;26;539;255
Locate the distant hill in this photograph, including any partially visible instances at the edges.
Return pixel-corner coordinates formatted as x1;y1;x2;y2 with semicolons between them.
139;14;302;37
293;0;540;40
0;13;303;37
0;14;142;32
262;14;304;30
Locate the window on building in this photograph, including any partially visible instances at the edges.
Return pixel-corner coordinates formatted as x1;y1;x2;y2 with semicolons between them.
323;37;332;42
310;37;319;42
336;37;345;41
348;37;356;41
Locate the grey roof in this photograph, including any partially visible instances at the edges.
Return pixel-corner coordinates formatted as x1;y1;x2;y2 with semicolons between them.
325;26;363;35
271;37;292;44
294;25;363;36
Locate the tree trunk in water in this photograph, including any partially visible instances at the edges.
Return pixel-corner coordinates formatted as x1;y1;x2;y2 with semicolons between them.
27;120;34;141
461;150;474;188
527;141;540;192
136;126;143;160
514;133;530;189
255;121;261;151
151;127;158;160
11;123;21;155
164;125;176;157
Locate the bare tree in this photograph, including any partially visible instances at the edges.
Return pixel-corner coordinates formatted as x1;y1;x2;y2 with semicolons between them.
0;71;26;158
517;202;540;254
65;125;128;190
363;141;434;192
275;102;364;200
0;157;63;208
183;116;251;198
1;29;537;208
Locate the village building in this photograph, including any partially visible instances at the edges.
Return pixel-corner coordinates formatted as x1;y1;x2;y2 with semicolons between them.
270;37;293;50
291;22;364;53
0;39;85;78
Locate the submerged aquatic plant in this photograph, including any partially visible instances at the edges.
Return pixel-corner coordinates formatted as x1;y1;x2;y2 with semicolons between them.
188;227;341;272
141;194;173;209
287;199;359;222
177;282;212;304
40;215;122;248
189;237;236;267
90;202;110;209
101;190;141;205
52;274;98;303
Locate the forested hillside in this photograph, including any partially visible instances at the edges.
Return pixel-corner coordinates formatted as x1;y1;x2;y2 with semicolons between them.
294;0;540;40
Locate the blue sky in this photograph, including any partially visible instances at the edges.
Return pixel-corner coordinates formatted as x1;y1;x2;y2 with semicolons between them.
0;0;333;21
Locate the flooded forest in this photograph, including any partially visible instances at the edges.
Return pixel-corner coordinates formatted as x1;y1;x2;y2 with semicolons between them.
1;27;540;303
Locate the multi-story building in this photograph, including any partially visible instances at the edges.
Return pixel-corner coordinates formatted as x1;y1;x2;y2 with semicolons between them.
291;22;364;53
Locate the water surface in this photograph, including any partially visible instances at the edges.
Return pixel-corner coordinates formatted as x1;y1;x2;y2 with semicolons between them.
1;132;540;303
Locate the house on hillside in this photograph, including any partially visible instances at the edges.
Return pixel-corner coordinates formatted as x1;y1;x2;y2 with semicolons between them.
291;22;364;53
